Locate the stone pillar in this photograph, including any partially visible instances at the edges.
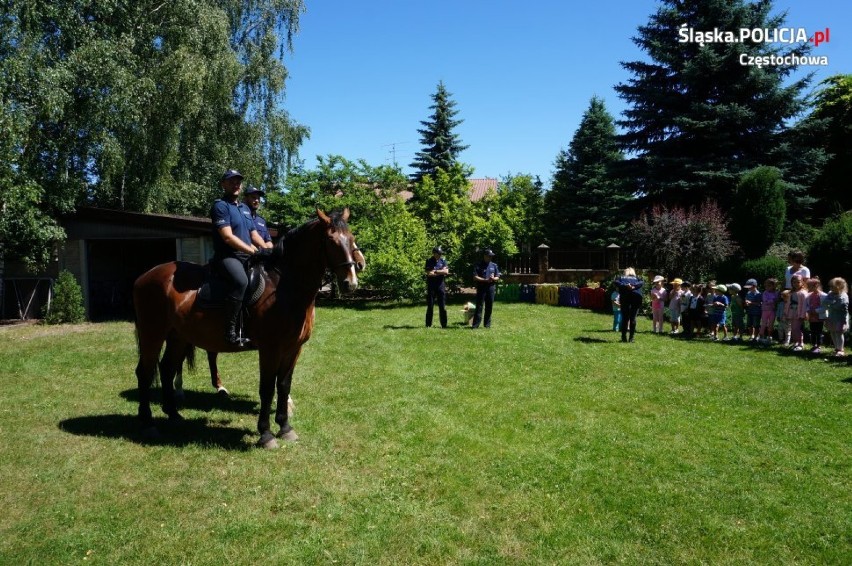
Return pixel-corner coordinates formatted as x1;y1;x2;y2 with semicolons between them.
537;244;549;283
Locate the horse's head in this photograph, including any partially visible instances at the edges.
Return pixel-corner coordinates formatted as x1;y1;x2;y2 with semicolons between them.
317;208;359;294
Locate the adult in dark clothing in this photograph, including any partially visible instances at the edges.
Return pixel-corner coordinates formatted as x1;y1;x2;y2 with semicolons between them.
616;267;644;342
472;249;501;329
242;185;274;249
211;169;268;346
425;246;449;328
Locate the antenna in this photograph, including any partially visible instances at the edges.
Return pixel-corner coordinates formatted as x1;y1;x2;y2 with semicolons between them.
381;141;411;166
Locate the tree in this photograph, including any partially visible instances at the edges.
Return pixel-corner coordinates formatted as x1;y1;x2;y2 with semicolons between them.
409;81;469;183
0;0;307;269
730;166;786;259
356;200;429;300
628;201;735;281
615;0;816;211
495;174;545;252
265;156;428;298
808;212;852;284
805;74;852;218
544;97;631;248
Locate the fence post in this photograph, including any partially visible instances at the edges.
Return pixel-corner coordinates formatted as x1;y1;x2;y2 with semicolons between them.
606;243;621;272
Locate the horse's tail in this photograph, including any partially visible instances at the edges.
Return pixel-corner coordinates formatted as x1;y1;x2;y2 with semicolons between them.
184;343;196;373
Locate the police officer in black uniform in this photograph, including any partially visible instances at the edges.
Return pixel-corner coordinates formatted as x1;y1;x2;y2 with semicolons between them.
425;246;449;328
472;249;501;329
210;169;268;346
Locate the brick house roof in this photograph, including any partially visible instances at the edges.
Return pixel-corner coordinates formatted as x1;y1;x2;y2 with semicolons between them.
396;178;497;203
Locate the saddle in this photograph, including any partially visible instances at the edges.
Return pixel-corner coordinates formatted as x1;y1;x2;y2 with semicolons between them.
196;260;267;309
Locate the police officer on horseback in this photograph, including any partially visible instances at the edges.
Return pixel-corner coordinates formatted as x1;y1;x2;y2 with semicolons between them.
211;169;268;346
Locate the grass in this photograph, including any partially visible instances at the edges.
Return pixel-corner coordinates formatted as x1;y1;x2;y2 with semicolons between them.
0;301;849;564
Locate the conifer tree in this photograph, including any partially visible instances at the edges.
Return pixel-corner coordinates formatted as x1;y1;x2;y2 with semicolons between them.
615;0;815;211
545;97;630;248
409;81;469;182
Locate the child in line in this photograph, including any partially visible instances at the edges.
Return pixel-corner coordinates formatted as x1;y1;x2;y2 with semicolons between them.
611;286;622;332
783;274;808;351
805;277;827;354
668;278;684;334
759;278;779;345
743;278;762;342
824;277;849;357
704;283;717;337
680;281;693;337
728;283;745;341
650;275;667;334
686;283;705;339
709;284;729;341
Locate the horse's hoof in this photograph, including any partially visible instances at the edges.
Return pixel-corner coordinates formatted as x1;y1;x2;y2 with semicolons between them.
256;432;279;449
277;428;299;442
141;426;160;440
216;386;230;396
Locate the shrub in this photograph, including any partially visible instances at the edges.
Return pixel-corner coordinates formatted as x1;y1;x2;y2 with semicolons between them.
44;270;85;324
808;212;852;283
730;167;786;259
739;256;787;286
628;200;735;282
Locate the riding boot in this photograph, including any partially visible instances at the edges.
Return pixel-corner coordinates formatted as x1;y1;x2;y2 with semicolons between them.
223;298;244;346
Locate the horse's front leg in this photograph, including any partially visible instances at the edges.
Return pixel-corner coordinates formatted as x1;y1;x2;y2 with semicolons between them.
275;364;299;442
256;350;280;449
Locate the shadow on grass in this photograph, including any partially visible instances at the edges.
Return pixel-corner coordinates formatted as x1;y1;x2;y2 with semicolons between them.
574;336;609;344
119;388;257;415
382;323;470;330
59;414;254;451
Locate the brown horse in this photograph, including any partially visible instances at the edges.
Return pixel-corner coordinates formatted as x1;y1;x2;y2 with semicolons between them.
133;208;360;448
173;246;366;399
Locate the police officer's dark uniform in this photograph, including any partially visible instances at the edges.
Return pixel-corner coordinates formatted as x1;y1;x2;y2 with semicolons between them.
425;246;449;328
616;270;644;343
243;186;273;247
211;169;259;345
472;249;501;328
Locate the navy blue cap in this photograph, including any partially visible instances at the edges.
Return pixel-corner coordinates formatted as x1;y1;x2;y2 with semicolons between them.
432;246;444;255
483;249;496;257
221;169;244;181
243;185;265;197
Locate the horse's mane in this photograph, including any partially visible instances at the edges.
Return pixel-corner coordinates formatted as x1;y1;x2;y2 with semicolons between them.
269;211;350;266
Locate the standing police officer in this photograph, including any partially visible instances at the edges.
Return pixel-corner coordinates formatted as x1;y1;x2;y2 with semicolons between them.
425;246;449;328
211;169;267;346
472;249;501;329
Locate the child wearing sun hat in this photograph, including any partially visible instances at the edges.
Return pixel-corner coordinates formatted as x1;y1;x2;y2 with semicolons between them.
743;278;762;342
728;282;745;341
668;278;684;334
650;275;667;334
709;284;729;341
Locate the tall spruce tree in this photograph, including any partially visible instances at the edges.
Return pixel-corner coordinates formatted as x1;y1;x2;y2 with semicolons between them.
615;0;814;211
806;74;852;219
545;97;630;248
409;81;469;182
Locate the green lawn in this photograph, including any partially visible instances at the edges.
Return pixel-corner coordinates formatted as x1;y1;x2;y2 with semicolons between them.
0;302;849;564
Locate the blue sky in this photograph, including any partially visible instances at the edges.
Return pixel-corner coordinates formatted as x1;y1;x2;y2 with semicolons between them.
283;1;850;186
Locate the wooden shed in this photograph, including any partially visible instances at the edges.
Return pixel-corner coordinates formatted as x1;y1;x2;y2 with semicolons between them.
2;207;213;321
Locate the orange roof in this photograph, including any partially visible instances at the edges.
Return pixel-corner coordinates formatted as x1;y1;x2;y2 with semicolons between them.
468;178;498;201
